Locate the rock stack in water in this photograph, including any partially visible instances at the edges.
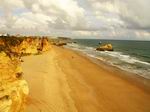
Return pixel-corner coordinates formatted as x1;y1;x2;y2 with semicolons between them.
96;44;113;51
0;52;29;112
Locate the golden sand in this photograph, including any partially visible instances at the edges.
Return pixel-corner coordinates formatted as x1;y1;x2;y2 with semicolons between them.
22;46;150;112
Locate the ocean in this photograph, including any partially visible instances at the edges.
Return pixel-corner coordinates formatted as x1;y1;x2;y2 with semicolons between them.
65;39;150;79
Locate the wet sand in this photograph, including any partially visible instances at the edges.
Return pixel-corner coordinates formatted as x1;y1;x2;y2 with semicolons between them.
22;46;150;112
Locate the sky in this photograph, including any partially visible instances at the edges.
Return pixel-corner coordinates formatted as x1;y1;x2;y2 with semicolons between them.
0;0;150;40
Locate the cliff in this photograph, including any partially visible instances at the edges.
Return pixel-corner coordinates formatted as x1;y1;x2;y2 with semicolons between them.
19;37;50;54
0;35;51;112
18;37;39;54
0;36;51;55
0;52;29;112
38;37;51;52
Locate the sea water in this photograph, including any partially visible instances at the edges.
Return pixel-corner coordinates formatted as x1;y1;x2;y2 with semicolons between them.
65;39;150;79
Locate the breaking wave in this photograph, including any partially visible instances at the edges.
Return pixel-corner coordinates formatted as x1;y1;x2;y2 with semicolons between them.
66;43;150;79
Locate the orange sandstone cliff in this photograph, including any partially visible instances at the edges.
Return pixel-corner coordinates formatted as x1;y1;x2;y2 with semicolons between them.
13;37;50;55
0;52;29;112
0;36;51;112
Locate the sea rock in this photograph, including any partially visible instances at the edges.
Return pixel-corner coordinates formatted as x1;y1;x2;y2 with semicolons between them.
96;44;113;51
0;52;29;112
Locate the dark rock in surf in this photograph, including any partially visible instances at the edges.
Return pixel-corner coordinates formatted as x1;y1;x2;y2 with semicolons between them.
96;44;113;51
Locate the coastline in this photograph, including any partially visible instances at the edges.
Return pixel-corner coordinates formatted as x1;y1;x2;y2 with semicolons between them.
66;40;150;80
22;46;150;112
73;48;150;93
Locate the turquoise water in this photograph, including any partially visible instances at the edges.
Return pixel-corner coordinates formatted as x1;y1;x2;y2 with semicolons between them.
66;39;150;79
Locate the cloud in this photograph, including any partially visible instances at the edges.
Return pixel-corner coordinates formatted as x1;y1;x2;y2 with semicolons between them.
89;0;150;31
22;0;87;30
0;0;150;40
115;0;150;30
0;0;87;30
0;0;24;28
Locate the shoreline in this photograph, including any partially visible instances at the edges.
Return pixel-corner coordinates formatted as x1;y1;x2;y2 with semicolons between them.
22;46;150;112
66;41;150;80
71;48;150;93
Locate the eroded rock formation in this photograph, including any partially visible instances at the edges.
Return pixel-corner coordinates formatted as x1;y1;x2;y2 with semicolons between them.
0;39;5;46
38;37;51;52
0;35;51;112
19;37;39;54
0;52;29;112
18;37;50;54
96;44;113;51
0;36;51;55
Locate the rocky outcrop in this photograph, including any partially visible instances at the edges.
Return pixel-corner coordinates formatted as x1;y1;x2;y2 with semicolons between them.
0;35;51;112
39;38;51;52
0;52;29;112
50;37;73;46
18;37;39;54
0;37;51;55
0;39;5;46
57;37;72;43
19;37;50;54
96;44;113;51
54;41;67;46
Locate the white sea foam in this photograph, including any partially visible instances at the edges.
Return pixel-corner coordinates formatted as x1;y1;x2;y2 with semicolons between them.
66;43;150;79
100;51;150;65
67;43;150;66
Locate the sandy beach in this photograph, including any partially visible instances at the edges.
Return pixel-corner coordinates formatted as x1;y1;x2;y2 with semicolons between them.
22;46;150;112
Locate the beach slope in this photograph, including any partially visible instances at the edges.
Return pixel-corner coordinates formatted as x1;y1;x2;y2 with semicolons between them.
22;46;150;112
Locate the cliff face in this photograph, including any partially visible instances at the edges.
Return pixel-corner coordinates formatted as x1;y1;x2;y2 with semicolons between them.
0;39;5;46
0;36;51;112
12;37;51;55
0;52;29;112
19;38;39;54
40;38;51;52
